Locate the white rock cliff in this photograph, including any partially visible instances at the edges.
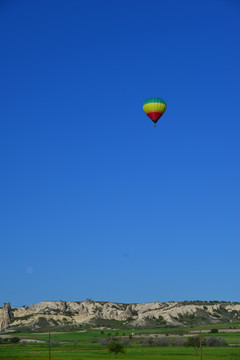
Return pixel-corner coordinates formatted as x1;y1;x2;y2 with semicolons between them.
0;300;239;331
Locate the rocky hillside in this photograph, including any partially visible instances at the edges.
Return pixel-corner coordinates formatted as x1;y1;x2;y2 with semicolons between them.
1;299;240;331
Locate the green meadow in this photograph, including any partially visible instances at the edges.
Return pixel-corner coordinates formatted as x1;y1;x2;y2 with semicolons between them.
1;325;240;360
0;343;240;360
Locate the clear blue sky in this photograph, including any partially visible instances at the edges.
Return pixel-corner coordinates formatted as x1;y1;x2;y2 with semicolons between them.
0;0;239;307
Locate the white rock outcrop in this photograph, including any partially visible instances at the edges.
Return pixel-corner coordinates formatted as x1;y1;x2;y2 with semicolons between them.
0;299;239;331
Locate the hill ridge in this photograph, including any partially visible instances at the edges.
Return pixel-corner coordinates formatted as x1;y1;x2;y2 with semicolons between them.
1;299;240;331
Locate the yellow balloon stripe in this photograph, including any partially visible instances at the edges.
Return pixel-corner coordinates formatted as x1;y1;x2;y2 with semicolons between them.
143;102;167;114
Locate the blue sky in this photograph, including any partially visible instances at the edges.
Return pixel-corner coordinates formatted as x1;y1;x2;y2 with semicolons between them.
0;0;239;307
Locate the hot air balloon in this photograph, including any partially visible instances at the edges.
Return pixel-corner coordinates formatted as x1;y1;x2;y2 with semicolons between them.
143;98;167;127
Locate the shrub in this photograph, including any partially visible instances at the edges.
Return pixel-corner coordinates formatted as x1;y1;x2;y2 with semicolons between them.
139;337;153;346
185;336;200;348
10;337;20;344
172;337;187;346
154;337;169;346
139;337;169;347
99;337;116;346
202;337;227;347
185;336;200;356
119;339;130;346
210;329;219;333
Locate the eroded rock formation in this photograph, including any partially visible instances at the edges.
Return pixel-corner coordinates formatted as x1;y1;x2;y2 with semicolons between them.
0;299;239;331
0;302;13;331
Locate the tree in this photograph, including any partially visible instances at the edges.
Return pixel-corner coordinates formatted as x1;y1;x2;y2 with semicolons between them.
185;336;200;356
108;343;125;358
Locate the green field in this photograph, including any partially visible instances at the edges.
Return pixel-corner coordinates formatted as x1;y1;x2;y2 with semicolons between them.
1;325;240;360
0;343;240;360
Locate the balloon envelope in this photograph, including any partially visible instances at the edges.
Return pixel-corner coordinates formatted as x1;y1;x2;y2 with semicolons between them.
143;98;167;124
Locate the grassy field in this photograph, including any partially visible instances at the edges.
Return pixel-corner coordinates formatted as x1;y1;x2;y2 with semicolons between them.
1;324;240;360
10;327;240;345
0;343;240;360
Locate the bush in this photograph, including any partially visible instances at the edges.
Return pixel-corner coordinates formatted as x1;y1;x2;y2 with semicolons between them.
185;336;200;356
139;337;169;347
1;337;20;344
176;330;187;336
172;337;187;346
202;337;227;347
139;337;153;346
154;337;169;346
210;329;219;333
99;337;117;346
119;339;130;346
185;336;200;348
10;337;20;344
